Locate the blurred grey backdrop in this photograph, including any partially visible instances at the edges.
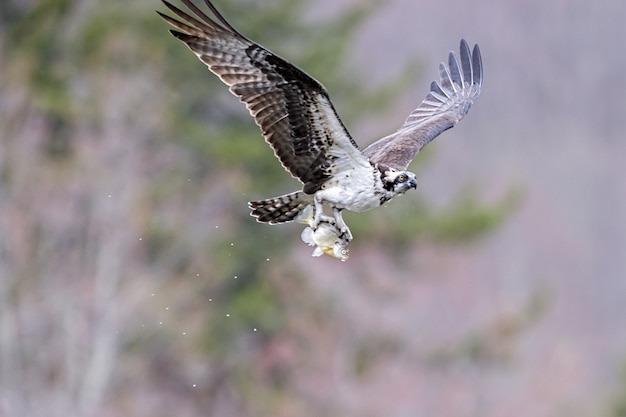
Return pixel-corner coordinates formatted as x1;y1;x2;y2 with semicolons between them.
1;0;625;416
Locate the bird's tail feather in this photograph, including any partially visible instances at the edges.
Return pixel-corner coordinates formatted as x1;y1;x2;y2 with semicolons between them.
249;191;313;224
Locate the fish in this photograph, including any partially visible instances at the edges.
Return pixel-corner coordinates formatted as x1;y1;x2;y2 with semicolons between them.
295;206;349;261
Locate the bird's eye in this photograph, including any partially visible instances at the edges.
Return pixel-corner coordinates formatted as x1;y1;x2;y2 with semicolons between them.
397;174;406;182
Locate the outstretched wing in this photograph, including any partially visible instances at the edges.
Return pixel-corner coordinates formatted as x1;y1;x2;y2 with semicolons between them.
158;0;367;193
363;39;483;171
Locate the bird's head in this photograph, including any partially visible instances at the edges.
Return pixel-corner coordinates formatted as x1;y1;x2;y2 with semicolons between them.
382;168;417;195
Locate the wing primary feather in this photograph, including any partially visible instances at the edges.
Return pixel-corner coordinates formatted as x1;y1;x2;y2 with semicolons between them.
427;88;449;103
459;39;472;87
161;1;214;33
447;51;463;90
158;13;203;38
362;40;483;171
439;62;455;93
202;0;243;36
472;43;483;87
430;80;450;99
180;0;226;30
158;0;365;191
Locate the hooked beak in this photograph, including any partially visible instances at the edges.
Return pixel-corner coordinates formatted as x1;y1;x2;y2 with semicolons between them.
409;178;417;189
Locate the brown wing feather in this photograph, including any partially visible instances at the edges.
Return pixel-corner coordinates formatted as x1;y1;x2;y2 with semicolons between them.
158;0;362;191
363;39;483;170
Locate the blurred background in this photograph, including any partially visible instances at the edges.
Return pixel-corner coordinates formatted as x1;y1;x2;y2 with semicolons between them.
1;0;625;416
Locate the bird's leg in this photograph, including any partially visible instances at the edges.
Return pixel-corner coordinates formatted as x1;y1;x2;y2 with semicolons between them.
312;195;335;229
333;208;353;241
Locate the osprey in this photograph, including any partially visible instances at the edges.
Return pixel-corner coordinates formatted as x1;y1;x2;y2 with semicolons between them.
158;0;483;259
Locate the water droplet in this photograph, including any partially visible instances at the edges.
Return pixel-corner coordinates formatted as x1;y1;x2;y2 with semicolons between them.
225;313;230;317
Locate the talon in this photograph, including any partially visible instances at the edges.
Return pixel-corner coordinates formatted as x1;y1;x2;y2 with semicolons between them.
332;208;352;241
322;215;335;225
311;214;334;230
339;227;353;242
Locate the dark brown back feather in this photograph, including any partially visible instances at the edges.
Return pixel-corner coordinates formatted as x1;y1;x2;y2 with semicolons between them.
158;0;362;190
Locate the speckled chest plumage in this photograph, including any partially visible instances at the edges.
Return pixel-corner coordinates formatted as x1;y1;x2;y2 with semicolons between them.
314;164;392;213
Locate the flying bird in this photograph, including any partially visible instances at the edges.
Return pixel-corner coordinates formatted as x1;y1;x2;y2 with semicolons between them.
158;0;483;258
